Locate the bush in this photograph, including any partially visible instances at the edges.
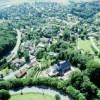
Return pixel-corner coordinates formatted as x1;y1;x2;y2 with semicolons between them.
55;94;61;100
66;86;86;100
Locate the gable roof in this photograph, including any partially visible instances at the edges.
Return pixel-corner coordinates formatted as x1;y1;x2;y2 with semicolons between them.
51;60;71;72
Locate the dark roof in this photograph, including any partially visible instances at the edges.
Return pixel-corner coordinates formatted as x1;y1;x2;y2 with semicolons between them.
54;60;71;72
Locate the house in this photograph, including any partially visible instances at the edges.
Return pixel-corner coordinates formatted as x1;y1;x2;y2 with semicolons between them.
47;60;71;76
40;37;52;44
15;69;27;78
24;40;33;49
37;43;47;48
11;58;25;68
37;37;52;48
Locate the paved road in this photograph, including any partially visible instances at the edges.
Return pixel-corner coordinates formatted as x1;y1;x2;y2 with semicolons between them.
11;30;22;56
10;86;71;100
7;29;22;62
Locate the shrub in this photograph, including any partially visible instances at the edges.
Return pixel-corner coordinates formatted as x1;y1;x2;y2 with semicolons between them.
77;93;86;100
97;90;100;99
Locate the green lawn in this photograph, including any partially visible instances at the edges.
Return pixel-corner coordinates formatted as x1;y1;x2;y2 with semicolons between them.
0;67;9;76
78;38;94;54
94;57;100;63
10;93;56;100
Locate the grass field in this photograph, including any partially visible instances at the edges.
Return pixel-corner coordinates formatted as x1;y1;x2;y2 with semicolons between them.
78;38;94;54
10;93;56;100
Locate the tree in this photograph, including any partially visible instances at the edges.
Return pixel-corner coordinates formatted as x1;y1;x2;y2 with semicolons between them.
86;60;100;87
63;28;70;41
17;50;23;58
70;70;83;89
70;69;98;99
55;94;61;100
66;86;86;100
36;48;45;59
24;50;30;62
81;76;97;99
77;93;86;100
58;51;65;60
97;90;100;99
0;89;10;100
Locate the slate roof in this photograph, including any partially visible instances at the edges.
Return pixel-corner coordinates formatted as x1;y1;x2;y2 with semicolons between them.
55;60;71;72
48;60;71;76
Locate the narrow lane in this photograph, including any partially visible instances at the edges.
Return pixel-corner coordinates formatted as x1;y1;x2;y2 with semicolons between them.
7;29;22;62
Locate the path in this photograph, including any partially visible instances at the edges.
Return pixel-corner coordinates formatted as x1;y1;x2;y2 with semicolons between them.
9;86;71;100
7;29;22;62
89;37;99;53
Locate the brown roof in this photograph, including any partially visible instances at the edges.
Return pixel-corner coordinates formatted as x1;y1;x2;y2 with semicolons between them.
15;69;27;78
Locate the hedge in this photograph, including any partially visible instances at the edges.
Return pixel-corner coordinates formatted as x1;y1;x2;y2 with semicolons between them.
66;86;86;100
0;77;86;100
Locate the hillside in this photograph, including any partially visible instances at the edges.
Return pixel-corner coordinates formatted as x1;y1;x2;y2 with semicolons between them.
0;1;99;100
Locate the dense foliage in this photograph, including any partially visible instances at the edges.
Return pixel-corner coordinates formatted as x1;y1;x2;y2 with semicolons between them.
0;89;10;100
69;0;100;22
0;23;16;60
0;77;86;100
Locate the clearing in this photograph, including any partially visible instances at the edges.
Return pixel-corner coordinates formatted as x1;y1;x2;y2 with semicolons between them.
10;93;55;100
78;38;94;54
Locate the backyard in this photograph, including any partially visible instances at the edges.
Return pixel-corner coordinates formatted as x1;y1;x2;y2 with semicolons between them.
10;93;56;100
